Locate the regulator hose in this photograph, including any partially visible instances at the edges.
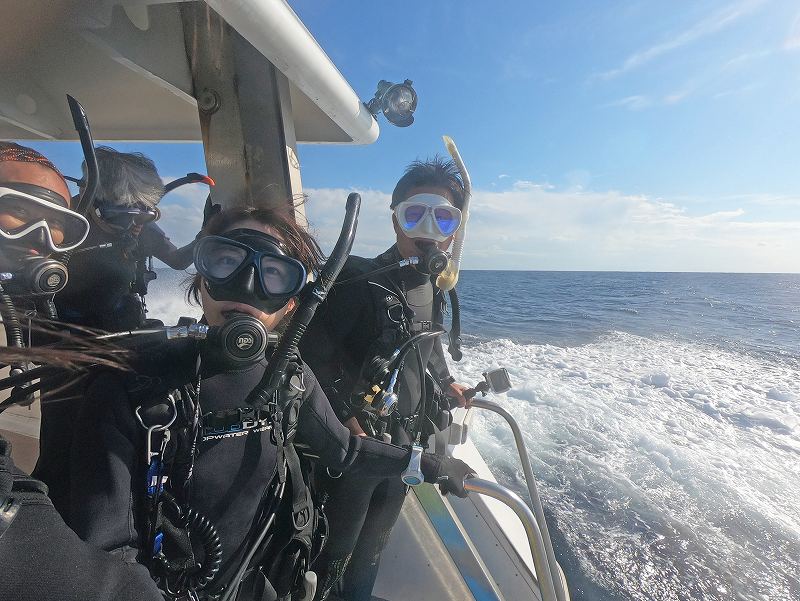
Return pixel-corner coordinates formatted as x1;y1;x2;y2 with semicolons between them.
447;288;463;361
153;492;223;591
247;193;361;407
0;283;24;349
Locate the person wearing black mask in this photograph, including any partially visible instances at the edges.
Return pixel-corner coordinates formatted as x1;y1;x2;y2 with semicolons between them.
0;141;163;601
55;146;198;331
38;204;476;601
300;157;472;601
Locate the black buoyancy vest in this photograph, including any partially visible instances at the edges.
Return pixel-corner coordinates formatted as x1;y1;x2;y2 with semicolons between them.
134;353;318;601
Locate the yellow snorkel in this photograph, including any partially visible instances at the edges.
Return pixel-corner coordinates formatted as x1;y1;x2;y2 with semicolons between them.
436;135;471;291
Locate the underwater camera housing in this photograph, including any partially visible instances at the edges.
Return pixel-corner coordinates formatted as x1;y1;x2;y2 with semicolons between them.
464;367;513;402
484;368;512;394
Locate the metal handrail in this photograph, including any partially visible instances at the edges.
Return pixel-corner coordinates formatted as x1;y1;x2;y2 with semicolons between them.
470;398;568;601
463;478;558;601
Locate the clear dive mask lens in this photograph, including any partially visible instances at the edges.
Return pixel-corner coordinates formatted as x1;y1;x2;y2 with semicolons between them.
194;231;307;311
394;193;462;241
0;184;90;252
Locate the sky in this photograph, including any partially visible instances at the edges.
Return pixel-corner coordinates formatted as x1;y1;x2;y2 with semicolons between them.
26;0;800;272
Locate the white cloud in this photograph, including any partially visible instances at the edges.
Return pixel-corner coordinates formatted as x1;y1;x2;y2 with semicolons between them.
607;95;652;110
595;0;765;80
785;13;800;50
302;185;800;273
154;181;800;273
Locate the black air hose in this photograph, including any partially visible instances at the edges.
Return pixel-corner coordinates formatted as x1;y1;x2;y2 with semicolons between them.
248;193;361;407
447;288;463;361
41;298;59;321
0;283;24;349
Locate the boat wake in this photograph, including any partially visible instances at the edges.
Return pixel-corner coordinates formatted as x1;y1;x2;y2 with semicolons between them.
448;333;799;601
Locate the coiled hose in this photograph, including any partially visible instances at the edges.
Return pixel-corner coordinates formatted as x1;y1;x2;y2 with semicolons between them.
153;492;223;591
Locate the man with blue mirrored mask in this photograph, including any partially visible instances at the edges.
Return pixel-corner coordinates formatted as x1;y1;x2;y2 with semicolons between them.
300;157;475;601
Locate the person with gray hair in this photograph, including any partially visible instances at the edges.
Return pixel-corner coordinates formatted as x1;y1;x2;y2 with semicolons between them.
92;145;165;210
55;146;200;331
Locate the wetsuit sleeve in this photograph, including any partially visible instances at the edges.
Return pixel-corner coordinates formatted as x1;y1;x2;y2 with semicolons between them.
428;335;452;386
66;372;143;556
300;271;377;422
296;365;410;476
140;222;196;270
0;438;163;601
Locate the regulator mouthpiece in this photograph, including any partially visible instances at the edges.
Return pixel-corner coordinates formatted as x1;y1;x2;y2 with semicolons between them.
414;243;449;276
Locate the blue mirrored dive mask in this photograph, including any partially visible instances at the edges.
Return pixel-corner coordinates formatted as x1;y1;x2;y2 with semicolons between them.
394;193;462;242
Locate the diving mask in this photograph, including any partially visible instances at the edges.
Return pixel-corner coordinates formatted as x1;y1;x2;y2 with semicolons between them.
394;193;462;242
95;202;160;231
194;229;307;314
0;183;90;253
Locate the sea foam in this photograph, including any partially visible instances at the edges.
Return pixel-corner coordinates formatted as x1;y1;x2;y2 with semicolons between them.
448;333;799;601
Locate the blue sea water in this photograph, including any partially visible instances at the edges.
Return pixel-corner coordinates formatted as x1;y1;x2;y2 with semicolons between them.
149;270;800;601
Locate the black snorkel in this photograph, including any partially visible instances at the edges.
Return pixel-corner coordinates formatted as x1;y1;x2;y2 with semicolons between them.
67;94;99;218
164;173;216;195
246;193;361;407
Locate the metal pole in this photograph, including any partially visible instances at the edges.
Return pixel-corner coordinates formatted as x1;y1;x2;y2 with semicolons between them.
470;399;567;601
181;1;300;213
464;478;558;601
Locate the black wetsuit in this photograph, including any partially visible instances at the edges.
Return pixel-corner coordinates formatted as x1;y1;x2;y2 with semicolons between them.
299;246;454;601
55;222;193;331
0;435;163;601
37;343;424;594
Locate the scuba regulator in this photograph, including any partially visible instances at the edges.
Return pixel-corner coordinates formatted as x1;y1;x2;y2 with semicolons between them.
414;241;449;276
1;257;69;296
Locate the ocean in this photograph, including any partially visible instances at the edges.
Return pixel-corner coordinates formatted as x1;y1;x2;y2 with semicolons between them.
148;269;800;601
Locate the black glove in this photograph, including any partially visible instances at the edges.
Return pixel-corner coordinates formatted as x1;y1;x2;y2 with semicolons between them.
420;453;477;498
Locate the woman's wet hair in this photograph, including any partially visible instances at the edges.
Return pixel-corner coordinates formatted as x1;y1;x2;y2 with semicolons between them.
390;155;466;210
186;205;325;305
92;146;165;209
0;317;129;370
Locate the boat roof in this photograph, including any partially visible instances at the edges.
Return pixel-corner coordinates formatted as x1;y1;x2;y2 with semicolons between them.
0;0;379;145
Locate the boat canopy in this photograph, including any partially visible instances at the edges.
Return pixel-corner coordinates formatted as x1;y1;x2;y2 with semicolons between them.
0;0;379;145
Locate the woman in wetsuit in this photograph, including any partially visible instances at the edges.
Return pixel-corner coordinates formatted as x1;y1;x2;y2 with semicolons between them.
40;205;475;600
0;141;163;601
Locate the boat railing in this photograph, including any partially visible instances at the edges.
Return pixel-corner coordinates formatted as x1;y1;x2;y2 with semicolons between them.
468;399;569;601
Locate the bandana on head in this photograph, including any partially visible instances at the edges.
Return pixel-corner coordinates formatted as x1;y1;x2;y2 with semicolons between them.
0;143;64;179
